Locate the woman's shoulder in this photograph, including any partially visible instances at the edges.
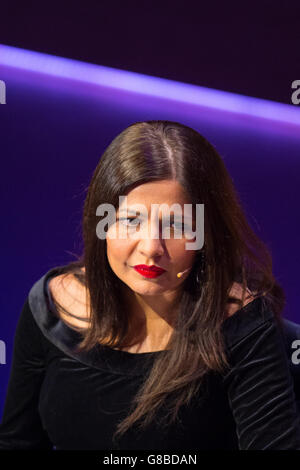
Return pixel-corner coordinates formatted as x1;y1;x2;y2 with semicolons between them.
26;267;107;370
225;282;258;318
222;283;274;351
48;275;256;328
47;266;91;331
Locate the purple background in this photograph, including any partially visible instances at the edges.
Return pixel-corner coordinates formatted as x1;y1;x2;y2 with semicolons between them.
0;1;299;105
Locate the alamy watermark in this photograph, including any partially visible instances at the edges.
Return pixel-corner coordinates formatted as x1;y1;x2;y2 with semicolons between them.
0;339;6;364
95;197;204;250
0;80;6;104
291;340;300;365
291;80;300;105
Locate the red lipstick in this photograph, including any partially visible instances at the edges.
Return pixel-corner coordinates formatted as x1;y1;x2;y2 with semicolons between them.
133;264;166;278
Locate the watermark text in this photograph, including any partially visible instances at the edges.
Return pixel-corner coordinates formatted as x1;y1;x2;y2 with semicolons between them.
0;80;6;104
0;339;6;364
96;198;204;250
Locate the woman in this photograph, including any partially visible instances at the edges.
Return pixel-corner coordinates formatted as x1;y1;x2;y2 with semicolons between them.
0;120;300;450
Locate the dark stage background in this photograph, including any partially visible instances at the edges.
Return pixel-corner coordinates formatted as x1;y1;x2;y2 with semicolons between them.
0;1;300;419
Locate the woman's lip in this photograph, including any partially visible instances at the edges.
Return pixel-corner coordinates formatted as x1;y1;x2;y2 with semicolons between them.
133;264;166;273
132;266;166;278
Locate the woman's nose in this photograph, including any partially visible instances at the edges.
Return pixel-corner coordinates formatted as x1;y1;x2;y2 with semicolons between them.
138;238;165;258
137;221;166;256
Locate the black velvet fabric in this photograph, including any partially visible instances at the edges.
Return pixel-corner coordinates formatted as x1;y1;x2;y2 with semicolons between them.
0;266;300;450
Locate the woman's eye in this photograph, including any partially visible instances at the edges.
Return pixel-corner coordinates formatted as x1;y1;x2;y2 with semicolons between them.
169;222;189;231
118;217;140;226
172;223;184;230
117;218;190;232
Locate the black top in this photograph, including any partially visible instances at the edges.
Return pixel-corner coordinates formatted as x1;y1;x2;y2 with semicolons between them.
1;265;300;450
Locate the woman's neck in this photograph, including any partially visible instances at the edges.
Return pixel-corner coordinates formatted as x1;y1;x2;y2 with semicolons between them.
118;285;181;351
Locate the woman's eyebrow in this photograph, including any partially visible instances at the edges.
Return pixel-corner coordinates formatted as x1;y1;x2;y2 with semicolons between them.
118;209;143;215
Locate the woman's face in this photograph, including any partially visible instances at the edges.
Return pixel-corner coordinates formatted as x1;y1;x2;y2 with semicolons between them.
106;179;198;298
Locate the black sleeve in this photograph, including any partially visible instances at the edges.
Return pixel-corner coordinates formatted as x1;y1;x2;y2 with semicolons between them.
221;298;300;450
0;298;54;450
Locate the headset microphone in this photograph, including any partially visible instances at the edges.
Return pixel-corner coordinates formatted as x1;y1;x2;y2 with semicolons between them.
176;267;192;278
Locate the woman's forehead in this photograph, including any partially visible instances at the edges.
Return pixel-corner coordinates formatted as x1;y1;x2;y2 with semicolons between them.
122;180;193;205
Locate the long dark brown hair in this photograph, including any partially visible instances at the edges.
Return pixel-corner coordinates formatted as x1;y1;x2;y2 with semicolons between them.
50;120;285;444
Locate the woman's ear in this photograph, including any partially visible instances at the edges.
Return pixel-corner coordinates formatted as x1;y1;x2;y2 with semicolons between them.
225;282;256;318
